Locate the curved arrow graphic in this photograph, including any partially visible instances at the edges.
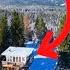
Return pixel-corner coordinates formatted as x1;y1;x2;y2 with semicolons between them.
37;0;70;59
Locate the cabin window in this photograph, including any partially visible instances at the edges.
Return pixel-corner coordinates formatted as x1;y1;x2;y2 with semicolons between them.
7;56;10;62
10;56;12;62
22;57;25;61
13;57;15;62
8;58;10;62
16;57;18;62
19;57;21;62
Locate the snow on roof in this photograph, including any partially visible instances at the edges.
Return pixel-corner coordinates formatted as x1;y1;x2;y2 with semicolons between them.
25;40;38;44
1;46;34;57
60;3;65;6
25;41;33;44
34;55;47;59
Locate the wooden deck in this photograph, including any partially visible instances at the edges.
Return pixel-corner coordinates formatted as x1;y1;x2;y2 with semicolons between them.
2;62;21;70
3;64;20;70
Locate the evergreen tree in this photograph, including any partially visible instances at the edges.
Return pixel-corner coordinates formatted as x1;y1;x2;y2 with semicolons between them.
0;15;8;53
59;34;70;52
56;15;70;70
58;15;70;51
11;11;25;47
59;15;66;31
35;16;46;39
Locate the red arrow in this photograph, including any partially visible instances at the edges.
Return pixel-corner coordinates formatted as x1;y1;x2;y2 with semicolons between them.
37;0;70;59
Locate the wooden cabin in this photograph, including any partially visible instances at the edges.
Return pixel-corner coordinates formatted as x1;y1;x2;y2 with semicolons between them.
1;46;34;70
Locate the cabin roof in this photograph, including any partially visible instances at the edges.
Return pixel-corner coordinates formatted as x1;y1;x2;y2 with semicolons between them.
1;46;34;57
